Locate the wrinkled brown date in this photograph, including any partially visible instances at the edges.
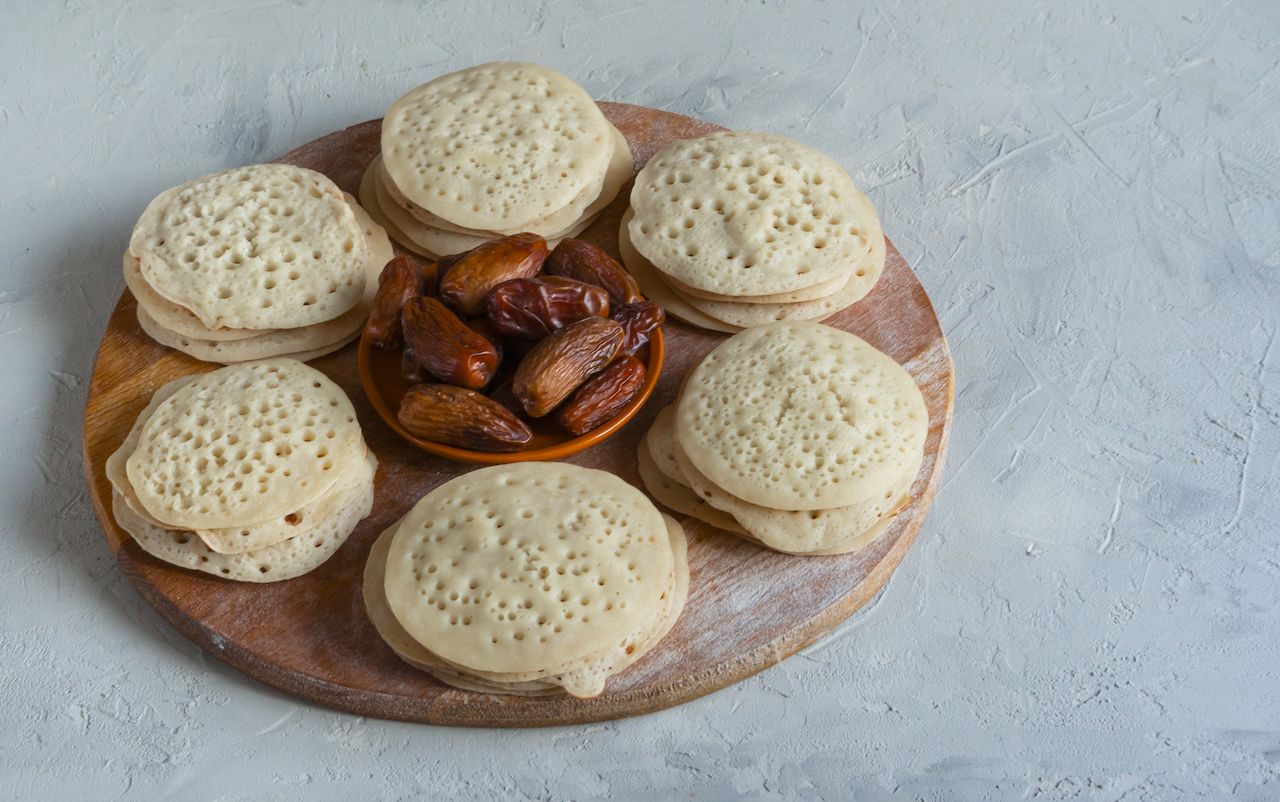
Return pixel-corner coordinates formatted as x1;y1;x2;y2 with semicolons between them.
610;301;665;355
513;317;625;417
365;256;423;349
398;384;532;452
438;233;548;316
487;276;610;339
545;238;642;305
401;297;499;390
555;355;647;436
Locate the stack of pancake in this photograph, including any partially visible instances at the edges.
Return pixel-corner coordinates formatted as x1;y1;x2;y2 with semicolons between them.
619;130;885;332
107;359;376;581
359;62;632;259
638;321;927;556
363;463;687;697
126;164;392;363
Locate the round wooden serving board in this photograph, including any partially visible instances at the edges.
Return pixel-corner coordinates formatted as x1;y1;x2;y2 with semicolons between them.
82;103;954;727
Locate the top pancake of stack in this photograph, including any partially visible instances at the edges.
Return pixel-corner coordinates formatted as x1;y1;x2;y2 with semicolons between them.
368;63;631;258
370;462;689;698
131;165;369;330
675;321;927;512
126;164;393;363
635;322;927;557
620;131;885;331
124;359;365;529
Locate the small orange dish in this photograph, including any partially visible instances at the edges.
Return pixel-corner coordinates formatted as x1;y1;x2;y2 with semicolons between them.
358;325;663;464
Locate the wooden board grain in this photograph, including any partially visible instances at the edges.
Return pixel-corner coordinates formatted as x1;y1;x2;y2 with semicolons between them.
81;103;954;726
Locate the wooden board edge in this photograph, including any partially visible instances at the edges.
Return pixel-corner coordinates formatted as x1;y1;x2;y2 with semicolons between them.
82;296;128;554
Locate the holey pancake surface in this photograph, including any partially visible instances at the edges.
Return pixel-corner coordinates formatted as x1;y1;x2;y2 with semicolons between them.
676;321;928;511
377;124;631;240
125;358;362;529
383;463;673;676
123;193;388;346
105;373;372;555
130;164;367;331
628;130;878;296
380;62;614;231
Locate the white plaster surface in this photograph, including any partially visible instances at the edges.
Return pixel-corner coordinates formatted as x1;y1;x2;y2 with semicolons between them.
2;0;1279;798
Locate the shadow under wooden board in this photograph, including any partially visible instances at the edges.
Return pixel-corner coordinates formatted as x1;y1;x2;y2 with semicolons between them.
82;102;954;727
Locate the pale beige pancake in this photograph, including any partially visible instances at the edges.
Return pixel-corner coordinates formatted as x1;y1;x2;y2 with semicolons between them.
125;358;364;529
676;321;928;511
131;164;367;330
380;124;632;238
125;194;389;343
106;373;372;554
628;130;880;297
675;435;918;555
665;269;846;304
383;463;672;680
381;62;614;231
638;406;745;534
364;514;688;697
618;210;740;333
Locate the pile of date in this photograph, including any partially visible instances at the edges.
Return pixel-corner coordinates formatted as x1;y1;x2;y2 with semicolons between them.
365;234;664;452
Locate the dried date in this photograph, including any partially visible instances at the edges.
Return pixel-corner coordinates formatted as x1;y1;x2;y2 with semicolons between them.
555;355;647;436
487;276;610;339
610;301;665;355
544;239;642;305
401;297;499;390
398;384;532;452
438;233;548;316
364;256;423;349
430;250;469;294
512;317;625;417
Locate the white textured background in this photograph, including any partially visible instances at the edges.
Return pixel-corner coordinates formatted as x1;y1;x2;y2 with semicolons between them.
3;0;1279;799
